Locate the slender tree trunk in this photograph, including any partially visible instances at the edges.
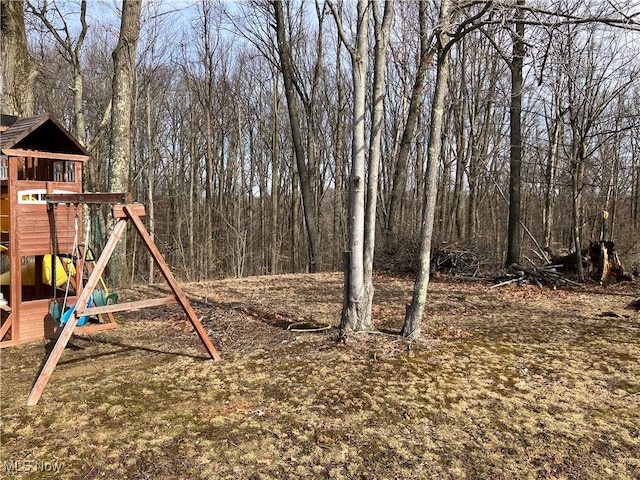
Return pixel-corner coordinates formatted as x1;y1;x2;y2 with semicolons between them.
571;150;586;282
145;86;155;284
200;3;216;279
603;136;620;242
108;0;142;286
543;115;561;248
271;74;280;274
401;0;452;339
333;32;347;271
467;159;479;241
271;0;319;273
189;133;196;280
334;130;346;266
291;160;299;272
453;123;467;241
387;0;430;238
632;148;639;229
363;0;394;326
414;114;426;225
437;164;448;239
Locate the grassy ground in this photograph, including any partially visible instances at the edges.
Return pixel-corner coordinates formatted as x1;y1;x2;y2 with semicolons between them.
1;273;639;479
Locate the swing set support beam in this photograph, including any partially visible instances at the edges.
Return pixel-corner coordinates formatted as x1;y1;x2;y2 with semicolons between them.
46;192;133;206
27;203;220;406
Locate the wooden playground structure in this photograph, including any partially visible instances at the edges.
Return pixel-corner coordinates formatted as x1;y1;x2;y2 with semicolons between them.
1;114;219;406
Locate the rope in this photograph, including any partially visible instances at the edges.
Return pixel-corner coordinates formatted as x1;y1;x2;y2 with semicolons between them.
51;204;58;301
61;205;79;317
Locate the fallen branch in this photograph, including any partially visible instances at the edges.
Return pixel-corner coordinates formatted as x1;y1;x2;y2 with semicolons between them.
432;245;480;276
492;263;584;288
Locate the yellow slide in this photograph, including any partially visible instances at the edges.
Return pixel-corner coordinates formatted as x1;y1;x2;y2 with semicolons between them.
0;255;76;287
1;194;8;232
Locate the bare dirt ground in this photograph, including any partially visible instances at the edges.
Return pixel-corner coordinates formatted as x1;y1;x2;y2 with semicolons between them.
1;273;639;479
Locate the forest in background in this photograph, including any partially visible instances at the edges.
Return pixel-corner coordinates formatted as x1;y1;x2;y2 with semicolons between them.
4;0;640;284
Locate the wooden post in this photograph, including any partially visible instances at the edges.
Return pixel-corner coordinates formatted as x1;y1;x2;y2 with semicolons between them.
123;204;220;360
27;219;128;406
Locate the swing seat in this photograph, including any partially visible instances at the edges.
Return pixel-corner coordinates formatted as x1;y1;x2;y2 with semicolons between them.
106;293;118;305
60;296;93;327
93;289;118;307
49;301;62;322
93;289;107;307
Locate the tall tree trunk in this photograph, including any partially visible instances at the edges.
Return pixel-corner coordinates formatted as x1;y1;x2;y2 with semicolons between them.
363;0;394;327
108;0;142;286
505;0;525;267
452;119;467;241
189;133;197;280
200;2;216;279
1;0;36;116
632;146;639;229
603;131;620;242
438;153;452;240
571;148;586;282
270;72;281;274
271;0;319;273
290;160;299;272
145;86;155;284
328;0;369;336
386;0;430;238
332;31;347;271
467;157;479;241
401;0;451;339
543;114;561;248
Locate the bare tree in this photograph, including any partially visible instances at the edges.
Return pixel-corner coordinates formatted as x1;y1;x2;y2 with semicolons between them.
505;0;526;267
363;0;394;327
270;0;320;273
109;0;142;285
560;25;636;280
22;0;640;288
386;0;433;239
328;0;371;335
26;0;90;145
401;0;452;339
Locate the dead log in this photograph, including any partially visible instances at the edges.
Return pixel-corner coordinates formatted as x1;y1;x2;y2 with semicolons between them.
542;246;588;273
588;241;632;284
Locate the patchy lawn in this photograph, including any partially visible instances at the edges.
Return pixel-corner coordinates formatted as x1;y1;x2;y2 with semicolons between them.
1;273;639;479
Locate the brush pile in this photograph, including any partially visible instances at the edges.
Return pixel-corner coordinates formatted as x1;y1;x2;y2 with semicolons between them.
493;263;582;289
431;245;480;276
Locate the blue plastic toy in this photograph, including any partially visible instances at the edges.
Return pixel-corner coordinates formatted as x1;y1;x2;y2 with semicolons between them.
60;295;93;327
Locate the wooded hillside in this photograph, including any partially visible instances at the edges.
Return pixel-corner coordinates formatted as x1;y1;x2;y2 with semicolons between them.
15;0;640;282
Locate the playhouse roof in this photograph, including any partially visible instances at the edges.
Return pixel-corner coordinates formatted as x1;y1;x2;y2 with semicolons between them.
0;113;89;159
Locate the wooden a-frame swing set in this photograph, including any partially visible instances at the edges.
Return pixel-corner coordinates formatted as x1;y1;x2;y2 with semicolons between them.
27;197;220;406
